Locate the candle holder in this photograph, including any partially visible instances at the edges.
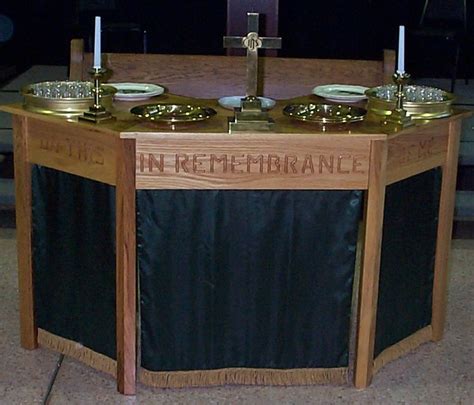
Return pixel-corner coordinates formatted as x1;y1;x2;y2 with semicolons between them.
382;71;414;129
78;67;115;123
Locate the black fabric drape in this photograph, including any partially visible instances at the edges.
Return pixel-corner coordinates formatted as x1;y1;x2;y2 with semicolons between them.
375;168;441;357
32;165;116;359
138;190;363;372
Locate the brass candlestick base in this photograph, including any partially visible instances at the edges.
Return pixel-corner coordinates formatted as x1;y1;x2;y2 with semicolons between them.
383;72;414;130
79;68;116;124
228;96;275;133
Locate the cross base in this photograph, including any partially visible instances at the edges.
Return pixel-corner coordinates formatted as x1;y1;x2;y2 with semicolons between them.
228;96;275;133
79;106;116;124
228;117;276;133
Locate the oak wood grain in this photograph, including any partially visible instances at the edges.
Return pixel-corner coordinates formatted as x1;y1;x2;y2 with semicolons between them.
431;120;461;341
354;140;387;388
27;118;118;185
69;39;395;99
135;136;371;190
12;115;38;349
383;49;396;85
115;139;137;395
2;98;467;140
386;123;449;185
70;37;84;84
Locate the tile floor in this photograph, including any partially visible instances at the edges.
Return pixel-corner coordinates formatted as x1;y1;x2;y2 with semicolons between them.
1;228;473;404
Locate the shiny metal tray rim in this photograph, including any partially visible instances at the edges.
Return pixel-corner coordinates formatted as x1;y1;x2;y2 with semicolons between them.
21;83;117;100
131;103;217;123
21;82;116;117
283;103;366;123
365;86;454;120
365;87;455;106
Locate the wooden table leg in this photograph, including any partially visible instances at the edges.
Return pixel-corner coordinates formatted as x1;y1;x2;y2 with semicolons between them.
432;121;461;341
12;116;37;350
354;140;387;388
116;139;137;395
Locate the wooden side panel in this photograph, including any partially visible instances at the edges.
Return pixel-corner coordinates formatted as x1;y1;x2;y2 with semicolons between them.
70;38;85;81
383;49;396;84
115;139;137;395
74;49;392;99
13;115;38;350
431;120;461;341
27;119;118;185
354;140;388;388
135;136;371;190
386;124;449;185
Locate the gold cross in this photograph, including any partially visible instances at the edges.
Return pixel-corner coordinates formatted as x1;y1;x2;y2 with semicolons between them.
223;13;282;97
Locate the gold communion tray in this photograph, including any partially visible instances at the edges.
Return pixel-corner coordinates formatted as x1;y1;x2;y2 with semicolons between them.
365;84;455;120
283;103;366;123
131;103;217;123
21;81;116;117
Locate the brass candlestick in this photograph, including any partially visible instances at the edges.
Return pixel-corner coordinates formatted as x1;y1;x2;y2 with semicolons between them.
79;67;115;123
383;71;413;129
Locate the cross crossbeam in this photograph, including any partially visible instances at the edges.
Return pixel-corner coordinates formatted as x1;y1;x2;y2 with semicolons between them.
223;12;281;96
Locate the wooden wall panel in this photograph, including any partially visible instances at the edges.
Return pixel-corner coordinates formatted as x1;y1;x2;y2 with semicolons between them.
70;41;394;99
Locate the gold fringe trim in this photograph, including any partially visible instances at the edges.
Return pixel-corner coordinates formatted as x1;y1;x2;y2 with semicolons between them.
373;325;433;374
38;328;117;377
139;366;348;388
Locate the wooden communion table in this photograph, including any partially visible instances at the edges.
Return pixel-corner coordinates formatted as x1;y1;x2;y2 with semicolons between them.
1;47;467;395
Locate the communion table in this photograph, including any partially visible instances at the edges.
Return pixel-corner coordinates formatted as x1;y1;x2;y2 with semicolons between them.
1;93;467;395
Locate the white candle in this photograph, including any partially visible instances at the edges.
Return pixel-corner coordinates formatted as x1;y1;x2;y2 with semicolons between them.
93;16;101;69
397;25;405;73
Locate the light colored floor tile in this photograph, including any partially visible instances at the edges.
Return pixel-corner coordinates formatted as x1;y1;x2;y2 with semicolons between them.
452;239;474;250
45;246;474;404
0;229;60;404
1;207;473;403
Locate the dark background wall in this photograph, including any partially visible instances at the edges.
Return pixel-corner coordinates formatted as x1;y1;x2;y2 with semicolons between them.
0;0;472;76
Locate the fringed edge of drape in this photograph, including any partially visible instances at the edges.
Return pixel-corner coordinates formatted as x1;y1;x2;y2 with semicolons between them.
139;366;348;388
38;328;117;377
373;325;433;374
